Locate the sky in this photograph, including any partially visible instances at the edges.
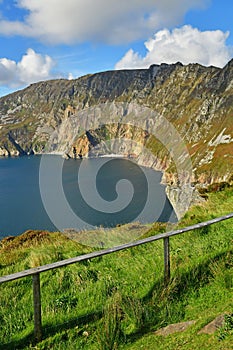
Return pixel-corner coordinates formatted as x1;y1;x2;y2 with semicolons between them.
0;0;232;97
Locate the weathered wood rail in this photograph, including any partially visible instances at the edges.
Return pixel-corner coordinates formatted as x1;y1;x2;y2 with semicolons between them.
0;213;233;343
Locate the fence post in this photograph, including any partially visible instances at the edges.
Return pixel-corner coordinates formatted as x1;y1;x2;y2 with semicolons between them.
163;237;170;285
32;273;42;342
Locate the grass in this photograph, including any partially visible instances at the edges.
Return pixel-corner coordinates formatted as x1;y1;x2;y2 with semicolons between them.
63;222;157;248
0;185;232;349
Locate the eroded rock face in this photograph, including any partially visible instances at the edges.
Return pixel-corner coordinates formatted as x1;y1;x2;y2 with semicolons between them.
0;61;232;188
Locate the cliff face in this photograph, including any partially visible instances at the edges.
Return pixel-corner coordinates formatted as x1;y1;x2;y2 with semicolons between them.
0;60;232;188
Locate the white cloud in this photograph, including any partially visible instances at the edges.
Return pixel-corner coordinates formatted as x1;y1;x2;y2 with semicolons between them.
0;49;56;87
0;0;209;44
115;26;232;69
68;73;74;80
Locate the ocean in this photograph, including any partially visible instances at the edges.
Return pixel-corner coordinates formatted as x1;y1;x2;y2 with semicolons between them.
0;155;177;239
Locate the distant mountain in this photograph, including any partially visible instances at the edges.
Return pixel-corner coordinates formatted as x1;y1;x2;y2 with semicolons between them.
0;60;232;188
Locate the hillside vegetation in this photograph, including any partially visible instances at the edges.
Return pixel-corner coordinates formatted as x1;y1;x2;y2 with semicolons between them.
0;184;233;349
0;60;232;184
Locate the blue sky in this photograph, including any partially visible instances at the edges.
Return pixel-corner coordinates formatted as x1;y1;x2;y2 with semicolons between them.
0;0;232;97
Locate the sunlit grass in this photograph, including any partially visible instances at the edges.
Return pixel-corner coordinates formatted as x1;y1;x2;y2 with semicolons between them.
0;185;232;349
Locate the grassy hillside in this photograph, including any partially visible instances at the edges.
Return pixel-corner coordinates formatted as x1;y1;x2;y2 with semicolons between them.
1;61;233;183
0;185;233;349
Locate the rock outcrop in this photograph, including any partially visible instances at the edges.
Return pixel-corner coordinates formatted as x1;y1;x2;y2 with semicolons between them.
0;61;232;190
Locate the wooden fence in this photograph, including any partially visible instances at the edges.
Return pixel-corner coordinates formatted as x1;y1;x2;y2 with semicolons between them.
0;213;233;343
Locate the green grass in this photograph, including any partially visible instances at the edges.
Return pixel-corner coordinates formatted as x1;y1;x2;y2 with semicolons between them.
0;186;233;349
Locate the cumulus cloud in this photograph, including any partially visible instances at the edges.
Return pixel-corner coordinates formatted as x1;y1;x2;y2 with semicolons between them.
0;49;55;87
115;26;232;69
0;0;209;44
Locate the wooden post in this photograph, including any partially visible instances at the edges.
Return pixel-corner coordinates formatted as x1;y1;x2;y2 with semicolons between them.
163;237;170;285
32;273;42;342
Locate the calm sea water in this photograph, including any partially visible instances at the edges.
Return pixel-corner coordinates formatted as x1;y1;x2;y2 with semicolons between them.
0;155;177;239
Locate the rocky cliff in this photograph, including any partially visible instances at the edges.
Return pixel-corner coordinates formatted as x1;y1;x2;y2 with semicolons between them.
0;60;232;190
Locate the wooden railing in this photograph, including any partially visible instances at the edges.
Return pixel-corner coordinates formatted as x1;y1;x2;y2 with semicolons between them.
1;213;233;342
